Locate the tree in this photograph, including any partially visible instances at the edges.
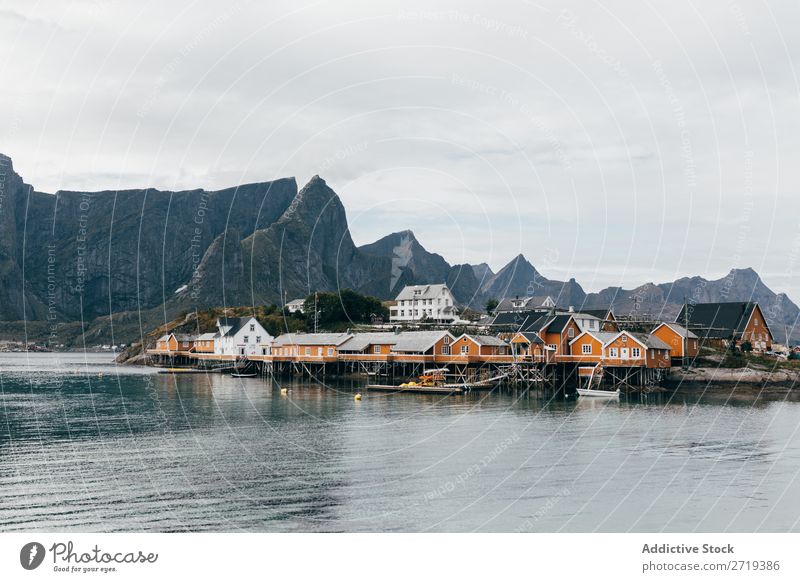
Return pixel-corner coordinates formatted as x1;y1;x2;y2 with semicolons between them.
302;289;389;329
458;307;482;321
485;298;499;315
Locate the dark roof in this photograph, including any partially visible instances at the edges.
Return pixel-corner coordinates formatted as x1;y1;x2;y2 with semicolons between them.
542;314;573;334
217;317;259;337
488;310;550;332
675;302;764;340
579;308;613;320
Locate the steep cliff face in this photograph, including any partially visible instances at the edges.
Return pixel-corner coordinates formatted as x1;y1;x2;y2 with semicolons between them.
583;268;800;342
358;230;453;298
1;152;798;345
0;153;297;321
241;175;387;304
481;254;587;308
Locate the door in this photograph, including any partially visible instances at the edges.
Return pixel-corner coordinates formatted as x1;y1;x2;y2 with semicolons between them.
620;348;629;359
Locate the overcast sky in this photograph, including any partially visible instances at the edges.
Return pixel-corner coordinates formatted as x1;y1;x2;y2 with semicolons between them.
2;0;799;298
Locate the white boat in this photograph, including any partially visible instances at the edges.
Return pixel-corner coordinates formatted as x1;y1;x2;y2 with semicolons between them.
577;387;620;398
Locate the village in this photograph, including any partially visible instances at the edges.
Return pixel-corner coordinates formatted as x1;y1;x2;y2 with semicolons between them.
144;283;795;396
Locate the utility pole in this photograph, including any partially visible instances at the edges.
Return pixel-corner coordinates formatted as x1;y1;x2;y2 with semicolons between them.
683;295;689;371
314;292;319;333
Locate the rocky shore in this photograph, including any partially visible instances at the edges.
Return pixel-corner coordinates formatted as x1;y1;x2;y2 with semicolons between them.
665;366;800;391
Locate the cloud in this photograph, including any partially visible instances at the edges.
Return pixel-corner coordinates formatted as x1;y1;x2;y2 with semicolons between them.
1;0;798;298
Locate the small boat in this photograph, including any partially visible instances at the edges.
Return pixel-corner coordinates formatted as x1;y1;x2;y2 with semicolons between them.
577;387;620;398
367;368;506;395
158;368;206;374
231;372;258;378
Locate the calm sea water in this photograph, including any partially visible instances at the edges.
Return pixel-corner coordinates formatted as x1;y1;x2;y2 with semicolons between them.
1;352;799;532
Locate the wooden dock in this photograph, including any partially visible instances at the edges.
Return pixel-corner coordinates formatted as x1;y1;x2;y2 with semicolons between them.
366;384;466;395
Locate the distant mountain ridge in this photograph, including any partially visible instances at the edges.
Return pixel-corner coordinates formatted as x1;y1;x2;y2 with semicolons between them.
1;153;797;343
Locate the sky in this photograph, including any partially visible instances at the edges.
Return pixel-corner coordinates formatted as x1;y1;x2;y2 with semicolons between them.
1;0;799;299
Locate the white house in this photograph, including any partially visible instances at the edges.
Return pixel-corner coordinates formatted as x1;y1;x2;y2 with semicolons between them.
285;298;306;314
389;284;457;323
494;295;556;313
214;316;272;357
570;311;602;333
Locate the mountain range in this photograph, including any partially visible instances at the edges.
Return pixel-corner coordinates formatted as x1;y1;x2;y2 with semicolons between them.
0;153;797;344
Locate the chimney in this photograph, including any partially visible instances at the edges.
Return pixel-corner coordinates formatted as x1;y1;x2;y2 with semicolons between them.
568;306;574;313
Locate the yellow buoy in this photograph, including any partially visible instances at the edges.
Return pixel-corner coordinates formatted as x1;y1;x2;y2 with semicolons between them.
354;393;362;401
280;387;288;395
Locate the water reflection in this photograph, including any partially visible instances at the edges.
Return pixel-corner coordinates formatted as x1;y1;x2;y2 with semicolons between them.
1;354;799;532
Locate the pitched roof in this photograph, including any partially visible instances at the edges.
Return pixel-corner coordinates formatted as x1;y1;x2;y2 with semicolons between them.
273;333;353;347
488;310;550;331
578;308;614;320
391;331;454;352
514;331;544;344
463;334;508;347
157;334;171;342
174;334;195;342
217;316;258;337
627;332;671;350
339;332;401;352
570;331;618;345
675;302;765;339
394;284;452;301
542;314;574;334
653;322;698;339
196;332;217;341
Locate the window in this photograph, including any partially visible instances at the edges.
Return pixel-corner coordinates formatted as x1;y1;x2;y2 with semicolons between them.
609;347;618;357
547;344;557;351
582;344;592;354
256;336;261;343
250;324;255;332
373;345;381;354
328;348;334;356
631;347;641;358
441;345;451;355
443;336;451;345
754;319;759;326
693;340;698;349
243;335;249;343
568;328;574;338
317;347;322;356
460;345;469;355
305;347;311;356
